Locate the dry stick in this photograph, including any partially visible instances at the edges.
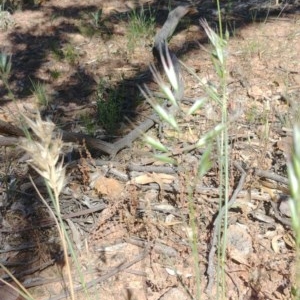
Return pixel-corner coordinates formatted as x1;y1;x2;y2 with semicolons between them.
0;136;20;146
112;114;157;155
206;162;247;293
60;130;115;155
2;118;290;188
269;201;291;227
22;269;146;289
0;119;24;136
0;204;106;233
48;242;152;300
1;259;56;281
128;163;177;174
254;168;289;186
0;117;156;157
62;112;157;156
125;237;177;257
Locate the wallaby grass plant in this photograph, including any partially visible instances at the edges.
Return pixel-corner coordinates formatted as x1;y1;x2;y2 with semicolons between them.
30;79;50;107
49;68;61;80
63;44;79;65
198;2;231;295
79;8;112;38
127;5;155;52
80;112;97;136
89;8;103;29
141;15;230;298
49;41;79;65
49;40;64;61
13;113;90;299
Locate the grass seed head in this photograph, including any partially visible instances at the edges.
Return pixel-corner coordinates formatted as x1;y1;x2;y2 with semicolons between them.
20;113;65;195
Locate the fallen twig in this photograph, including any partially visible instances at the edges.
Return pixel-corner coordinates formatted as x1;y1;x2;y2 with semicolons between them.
0;115;156;157
0;204;106;234
125;237;177;257
254;168;289;186
269;201;291;227
128;164;177;174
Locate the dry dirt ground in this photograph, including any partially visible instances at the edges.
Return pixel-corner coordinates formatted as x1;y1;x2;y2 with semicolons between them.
0;0;300;299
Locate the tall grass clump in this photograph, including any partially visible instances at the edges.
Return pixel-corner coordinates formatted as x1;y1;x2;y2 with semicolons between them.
141;18;229;298
30;79;50;107
127;5;155;51
288;126;300;298
96;80;123;136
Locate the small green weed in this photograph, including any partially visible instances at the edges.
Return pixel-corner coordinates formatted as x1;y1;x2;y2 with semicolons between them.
62;44;79;65
0;52;11;82
78;22;96;38
243;38;266;57
80;113;96;136
49;41;79;64
49;69;61;80
30;79;49;107
0;52;15;101
49;40;64;61
246;104;270;124
90;8;102;28
78;8;112;38
96;80;123;136
246;104;258;123
127;6;155;51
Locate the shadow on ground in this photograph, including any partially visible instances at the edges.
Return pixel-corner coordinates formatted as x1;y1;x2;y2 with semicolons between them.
0;0;299;136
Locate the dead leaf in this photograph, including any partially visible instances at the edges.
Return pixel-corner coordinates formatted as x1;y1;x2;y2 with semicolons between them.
130;173;175;190
93;176;124;199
